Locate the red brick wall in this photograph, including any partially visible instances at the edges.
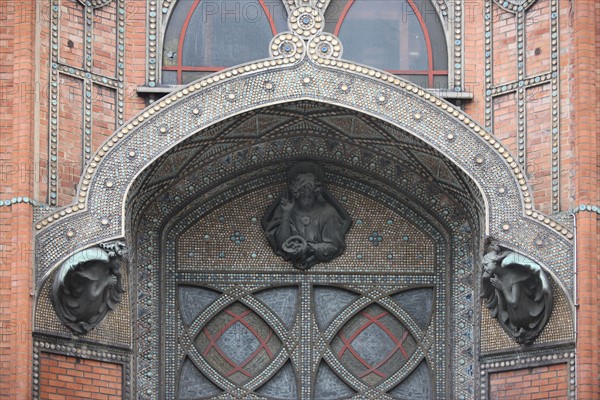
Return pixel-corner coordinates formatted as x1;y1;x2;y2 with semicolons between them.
489;364;569;399
39;352;122;399
570;2;600;400
1;0;36;398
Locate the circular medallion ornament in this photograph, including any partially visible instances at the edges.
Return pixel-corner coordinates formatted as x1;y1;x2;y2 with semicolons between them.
270;33;304;62
289;6;323;38
492;0;538;12
308;34;343;63
77;0;114;9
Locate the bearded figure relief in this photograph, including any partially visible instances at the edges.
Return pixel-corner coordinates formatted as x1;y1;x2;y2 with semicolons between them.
51;241;126;335
263;162;352;270
480;239;553;345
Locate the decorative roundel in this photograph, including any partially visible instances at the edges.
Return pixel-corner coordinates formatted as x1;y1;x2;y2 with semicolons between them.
270;33;305;62
77;0;114;8
308;34;343;62
289;6;323;38
492;0;538;12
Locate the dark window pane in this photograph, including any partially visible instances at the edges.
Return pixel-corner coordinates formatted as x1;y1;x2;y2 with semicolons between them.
182;0;276;67
162;70;178;85
182;70;213;84
337;0;428;71
162;0;195;67
398;74;429;87
433;74;449;89
162;0;287;84
326;0;448;87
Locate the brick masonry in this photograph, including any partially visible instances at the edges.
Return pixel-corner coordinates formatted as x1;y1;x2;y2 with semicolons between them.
0;0;597;398
39;352;122;400
489;364;569;400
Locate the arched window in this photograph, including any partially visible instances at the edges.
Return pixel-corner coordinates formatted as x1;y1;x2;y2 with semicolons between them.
161;0;448;88
162;0;288;85
325;0;448;87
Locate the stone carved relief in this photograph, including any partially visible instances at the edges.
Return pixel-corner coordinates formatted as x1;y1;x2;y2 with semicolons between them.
480;239;553;345
263;163;352;270
51;241;126;335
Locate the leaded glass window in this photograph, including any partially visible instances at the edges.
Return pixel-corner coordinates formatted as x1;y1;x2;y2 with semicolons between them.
325;0;448;87
162;0;288;84
161;0;448;87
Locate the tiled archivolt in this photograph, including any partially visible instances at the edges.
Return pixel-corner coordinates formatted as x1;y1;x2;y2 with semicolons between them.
34;59;572;293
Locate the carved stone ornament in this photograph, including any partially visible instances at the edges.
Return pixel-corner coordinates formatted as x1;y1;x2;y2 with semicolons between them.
262;162;352;270
480;239;553;345
51;241;126;335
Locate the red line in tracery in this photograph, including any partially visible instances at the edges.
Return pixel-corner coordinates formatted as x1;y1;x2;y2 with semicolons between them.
177;0;203;84
405;0;435;86
337;310;411;379
332;0;440;86
202;308;275;378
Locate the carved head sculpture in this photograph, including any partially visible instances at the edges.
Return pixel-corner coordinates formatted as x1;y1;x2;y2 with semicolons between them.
51;241;126;335
480;239;553;345
262;162;352;270
289;172;323;210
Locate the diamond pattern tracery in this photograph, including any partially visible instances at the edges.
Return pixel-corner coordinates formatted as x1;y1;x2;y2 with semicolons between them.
196;303;281;385
332;305;417;386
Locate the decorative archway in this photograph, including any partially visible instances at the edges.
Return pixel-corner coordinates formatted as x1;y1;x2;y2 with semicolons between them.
34;26;574;399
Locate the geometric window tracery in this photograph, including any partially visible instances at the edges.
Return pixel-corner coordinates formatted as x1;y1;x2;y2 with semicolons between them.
175;284;435;398
195;302;283;385
331;304;418;386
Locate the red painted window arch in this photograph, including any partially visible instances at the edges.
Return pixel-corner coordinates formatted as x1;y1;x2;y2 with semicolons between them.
161;0;287;85
161;0;448;87
327;0;448;87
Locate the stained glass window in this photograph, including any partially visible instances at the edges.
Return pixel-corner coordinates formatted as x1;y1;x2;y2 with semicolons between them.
162;0;448;87
162;0;288;85
325;0;448;87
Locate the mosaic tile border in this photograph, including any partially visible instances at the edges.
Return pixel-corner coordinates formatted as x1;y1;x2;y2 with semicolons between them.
34;61;574;302
479;347;576;399
131;169;473;399
572;204;600;215
0;196;40;207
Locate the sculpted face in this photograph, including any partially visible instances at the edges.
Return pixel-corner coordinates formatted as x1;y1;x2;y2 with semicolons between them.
290;173;319;210
296;187;316;209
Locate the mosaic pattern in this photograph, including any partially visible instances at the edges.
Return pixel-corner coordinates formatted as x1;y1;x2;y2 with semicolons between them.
331;304;418;386
256;361;298;399
170;278;440;399
34;64;574;295
388;360;433;400
195;302;283;385
132;166;469;398
33;25;575;399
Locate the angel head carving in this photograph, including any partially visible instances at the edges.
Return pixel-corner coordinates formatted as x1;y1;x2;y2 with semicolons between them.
51;241;126;335
480;239;553;345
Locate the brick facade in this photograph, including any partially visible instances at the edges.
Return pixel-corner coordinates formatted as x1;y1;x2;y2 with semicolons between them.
39;352;122;399
489;364;569;400
0;0;598;398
